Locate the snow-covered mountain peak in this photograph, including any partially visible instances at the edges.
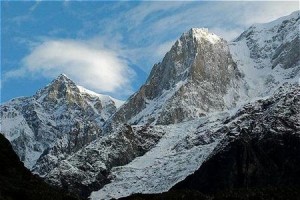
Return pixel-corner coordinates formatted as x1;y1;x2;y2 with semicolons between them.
185;28;221;44
0;74;123;170
48;73;76;89
33;74;123;109
35;74;79;101
56;73;71;81
108;27;241;126
76;85;124;108
230;10;299;98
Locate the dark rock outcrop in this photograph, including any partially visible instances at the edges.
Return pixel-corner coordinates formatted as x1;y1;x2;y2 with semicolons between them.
0;133;80;200
172;84;300;193
45;125;165;198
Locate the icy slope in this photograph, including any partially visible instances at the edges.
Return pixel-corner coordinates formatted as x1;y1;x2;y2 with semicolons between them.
90;112;229;200
230;10;300;98
45;124;165;198
0;74;123;170
173;83;300;193
91;82;300;200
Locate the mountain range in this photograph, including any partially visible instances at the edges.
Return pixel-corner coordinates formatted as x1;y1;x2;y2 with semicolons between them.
0;10;299;200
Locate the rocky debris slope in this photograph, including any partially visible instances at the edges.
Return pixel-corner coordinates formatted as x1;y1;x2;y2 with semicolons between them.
172;83;300;193
91;83;300;200
0;133;81;200
107;83;300;200
110;28;242;126
0;74;123;170
90;113;229;200
45;124;165;198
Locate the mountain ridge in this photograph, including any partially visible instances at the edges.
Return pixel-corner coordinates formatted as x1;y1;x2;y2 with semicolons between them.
0;10;299;200
0;74;123;171
108;27;242;127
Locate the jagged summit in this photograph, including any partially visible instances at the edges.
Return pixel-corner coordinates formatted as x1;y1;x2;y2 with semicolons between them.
183;28;221;44
56;73;70;79
108;27;241;126
0;74;123;169
35;74;79;101
49;73;75;87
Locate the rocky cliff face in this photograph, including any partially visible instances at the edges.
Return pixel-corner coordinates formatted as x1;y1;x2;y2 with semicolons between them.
110;28;242;126
0;74;122;171
45;124;165;198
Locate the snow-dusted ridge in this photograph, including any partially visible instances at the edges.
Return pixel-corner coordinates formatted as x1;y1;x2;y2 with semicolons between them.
0;74;123;170
188;28;221;44
90;112;228;199
77;85;124;108
89;11;300;199
229;10;299;98
0;11;299;200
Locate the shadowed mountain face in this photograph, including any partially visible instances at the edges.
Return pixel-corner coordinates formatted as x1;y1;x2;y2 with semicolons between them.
172;84;300;193
120;187;300;200
121;84;300;200
0;133;81;200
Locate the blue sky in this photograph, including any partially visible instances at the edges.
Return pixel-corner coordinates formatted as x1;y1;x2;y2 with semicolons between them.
1;1;298;103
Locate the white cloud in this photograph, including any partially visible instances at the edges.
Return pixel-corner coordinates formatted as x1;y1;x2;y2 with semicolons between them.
4;39;135;95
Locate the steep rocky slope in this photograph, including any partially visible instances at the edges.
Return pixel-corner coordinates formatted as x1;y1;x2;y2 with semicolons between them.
110;28;243;126
43;28;244;199
91;83;300;199
116;83;300;200
0;74;123;171
45;125;165;198
0;133;81;200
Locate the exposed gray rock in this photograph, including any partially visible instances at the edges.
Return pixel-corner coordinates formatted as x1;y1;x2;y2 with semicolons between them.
45;124;165;198
110;28;242;126
0;74;121;172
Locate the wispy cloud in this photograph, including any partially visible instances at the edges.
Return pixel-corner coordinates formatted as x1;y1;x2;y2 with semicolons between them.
2;1;298;102
29;0;41;12
4;39;135;95
236;2;298;26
